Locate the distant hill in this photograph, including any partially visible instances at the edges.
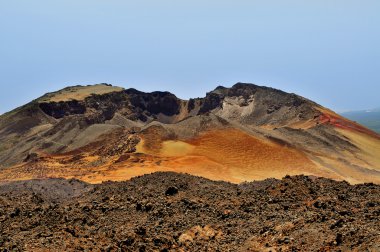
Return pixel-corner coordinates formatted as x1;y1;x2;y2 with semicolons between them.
341;108;380;133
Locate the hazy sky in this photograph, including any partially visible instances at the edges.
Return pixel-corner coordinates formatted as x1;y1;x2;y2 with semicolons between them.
0;0;379;114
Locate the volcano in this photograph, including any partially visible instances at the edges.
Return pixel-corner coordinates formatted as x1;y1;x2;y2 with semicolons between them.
0;83;379;184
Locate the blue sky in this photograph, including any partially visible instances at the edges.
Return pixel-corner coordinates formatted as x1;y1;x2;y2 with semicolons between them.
0;0;379;114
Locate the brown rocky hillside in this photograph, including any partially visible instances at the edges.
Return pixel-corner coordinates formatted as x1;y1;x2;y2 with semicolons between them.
0;83;379;184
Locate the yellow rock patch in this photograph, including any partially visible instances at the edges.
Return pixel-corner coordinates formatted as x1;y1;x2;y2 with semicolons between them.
160;141;195;157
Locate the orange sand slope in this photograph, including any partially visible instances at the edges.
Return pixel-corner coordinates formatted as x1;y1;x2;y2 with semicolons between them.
0;128;344;184
1;126;379;184
116;128;324;183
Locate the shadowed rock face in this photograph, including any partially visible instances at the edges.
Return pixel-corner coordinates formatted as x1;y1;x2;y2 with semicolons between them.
35;83;319;125
0;172;379;251
39;100;87;118
199;92;222;113
39;89;183;122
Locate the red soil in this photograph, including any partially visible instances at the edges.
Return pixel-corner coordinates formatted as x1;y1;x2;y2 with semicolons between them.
319;112;380;140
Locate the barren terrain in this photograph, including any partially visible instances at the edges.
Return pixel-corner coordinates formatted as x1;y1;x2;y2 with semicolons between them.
0;172;379;251
0;83;379;184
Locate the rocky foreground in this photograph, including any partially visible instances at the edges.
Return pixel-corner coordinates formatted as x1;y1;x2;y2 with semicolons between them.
0;172;379;251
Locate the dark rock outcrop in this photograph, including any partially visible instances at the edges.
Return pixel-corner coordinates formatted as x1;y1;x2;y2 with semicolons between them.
39;100;86;119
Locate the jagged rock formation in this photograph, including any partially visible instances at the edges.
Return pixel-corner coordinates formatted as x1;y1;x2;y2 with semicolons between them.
0;83;379;184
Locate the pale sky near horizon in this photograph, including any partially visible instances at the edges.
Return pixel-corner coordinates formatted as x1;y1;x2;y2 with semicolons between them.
0;1;379;114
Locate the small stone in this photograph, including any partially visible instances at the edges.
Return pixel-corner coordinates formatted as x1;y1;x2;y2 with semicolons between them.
178;233;193;245
366;201;376;207
335;233;343;246
165;186;178;196
135;226;146;236
145;203;153;212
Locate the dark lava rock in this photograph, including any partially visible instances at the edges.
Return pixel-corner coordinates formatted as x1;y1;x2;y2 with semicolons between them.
165;186;178;196
0;172;379;251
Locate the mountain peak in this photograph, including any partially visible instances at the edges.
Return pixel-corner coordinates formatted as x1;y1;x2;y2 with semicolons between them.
0;82;379;185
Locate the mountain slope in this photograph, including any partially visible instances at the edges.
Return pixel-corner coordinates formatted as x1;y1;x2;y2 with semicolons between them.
0;83;379;184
